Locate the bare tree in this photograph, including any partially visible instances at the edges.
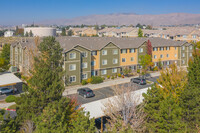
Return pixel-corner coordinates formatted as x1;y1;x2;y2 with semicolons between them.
103;83;146;132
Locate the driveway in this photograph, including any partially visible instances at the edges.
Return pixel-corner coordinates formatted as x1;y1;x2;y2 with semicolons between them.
67;76;159;104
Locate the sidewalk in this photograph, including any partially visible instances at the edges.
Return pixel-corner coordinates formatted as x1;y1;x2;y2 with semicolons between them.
63;72;160;96
0;102;15;109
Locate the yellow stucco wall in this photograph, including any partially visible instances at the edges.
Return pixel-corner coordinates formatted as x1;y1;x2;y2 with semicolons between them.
91;51;100;70
120;49;137;66
152;47;178;62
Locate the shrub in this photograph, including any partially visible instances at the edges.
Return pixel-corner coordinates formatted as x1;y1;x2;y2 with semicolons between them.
153;66;158;71
81;80;88;85
5;95;16;103
91;76;103;84
118;73;121;77
87;78;92;83
137;69;140;73
107;75;110;79
102;77;105;80
121;75;125;78
111;76;115;80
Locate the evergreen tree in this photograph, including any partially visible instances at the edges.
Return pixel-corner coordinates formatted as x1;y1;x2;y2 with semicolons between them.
25;32;29;37
67;30;73;36
29;30;33;37
138;28;143;37
16;37;64;122
61;28;66;36
180;49;200;131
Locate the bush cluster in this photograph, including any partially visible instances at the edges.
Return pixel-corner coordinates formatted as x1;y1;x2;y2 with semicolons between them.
81;80;88;85
91;76;104;84
5;95;16;103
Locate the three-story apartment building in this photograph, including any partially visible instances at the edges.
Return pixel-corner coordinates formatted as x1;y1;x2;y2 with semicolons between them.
10;37;193;85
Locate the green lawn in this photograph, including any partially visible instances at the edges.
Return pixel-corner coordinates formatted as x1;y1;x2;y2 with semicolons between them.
7;104;16;110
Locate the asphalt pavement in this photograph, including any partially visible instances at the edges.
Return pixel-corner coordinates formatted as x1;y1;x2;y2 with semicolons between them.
67;76;159;104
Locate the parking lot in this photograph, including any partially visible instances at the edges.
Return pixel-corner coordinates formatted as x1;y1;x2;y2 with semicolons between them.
68;76;159;104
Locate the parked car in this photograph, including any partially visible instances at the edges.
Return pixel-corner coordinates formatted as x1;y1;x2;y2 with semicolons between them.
77;88;95;98
130;78;146;85
0;87;17;95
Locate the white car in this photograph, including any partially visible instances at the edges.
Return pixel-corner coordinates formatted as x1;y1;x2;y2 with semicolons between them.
0;87;17;95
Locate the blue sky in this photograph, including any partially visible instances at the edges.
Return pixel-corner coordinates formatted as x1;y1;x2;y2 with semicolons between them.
1;0;200;25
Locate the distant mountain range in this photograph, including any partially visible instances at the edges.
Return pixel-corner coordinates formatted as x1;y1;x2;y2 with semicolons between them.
39;13;200;26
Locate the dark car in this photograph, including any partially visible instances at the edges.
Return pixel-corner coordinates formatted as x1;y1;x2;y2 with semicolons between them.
130;78;146;85
77;88;95;98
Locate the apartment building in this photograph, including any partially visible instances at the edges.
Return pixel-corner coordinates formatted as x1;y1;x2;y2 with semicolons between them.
10;37;193;85
70;28;97;36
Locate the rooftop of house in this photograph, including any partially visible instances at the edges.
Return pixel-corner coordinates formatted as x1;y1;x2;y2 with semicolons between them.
11;37;190;52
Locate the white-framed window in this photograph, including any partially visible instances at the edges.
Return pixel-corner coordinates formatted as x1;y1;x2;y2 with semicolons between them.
190;53;192;57
102;59;107;65
112;68;117;73
166;47;170;50
192;35;196;39
113;59;118;64
182;53;185;57
102;50;107;55
154;55;157;59
82;62;88;68
189;46;193;50
82;73;87;79
139;48;143;53
154;63;157;67
167;54;169;58
91;70;97;76
129;48;135;53
160;54;163;58
182;60;185;64
121;49;127;54
131;57;134;62
101;69;107;75
183;35;187;38
113;49;118;55
70;76;76;82
153;47;158;51
91;51;97;56
69;53;76;59
122;58;126;62
69;64;76;71
167;61;170;65
182;46;185;50
160;47;164;51
82;51;87;57
91;61;96;66
175;54;177;57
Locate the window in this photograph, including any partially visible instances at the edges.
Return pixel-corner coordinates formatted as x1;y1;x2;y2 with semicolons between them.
70;76;76;82
139;48;143;53
69;64;76;71
160;54;163;58
69;53;76;59
183;35;187;38
82;62;88;68
182;53;185;57
166;47;170;50
160;47;164;51
182;46;185;50
167;54;169;58
175;54;177;57
192;35;196;38
129;49;135;53
113;49;118;55
101;69;107;75
91;51;97;56
182;60;185;64
91;71;97;76
102;60;107;65
130;57;134;62
167;61;170;65
154;55;157;59
121;49;127;54
122;58;126;62
153;48;158;51
82;73;87;79
190;53;192;57
175;61;177;64
175;47;177;50
91;61;96;66
82;52;87;57
113;59;118;64
190;46;193;50
102;50;107;55
154;63;157;66
112;68;117;73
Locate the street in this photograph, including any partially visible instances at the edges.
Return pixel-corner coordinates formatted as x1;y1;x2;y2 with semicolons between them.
67;76;159;104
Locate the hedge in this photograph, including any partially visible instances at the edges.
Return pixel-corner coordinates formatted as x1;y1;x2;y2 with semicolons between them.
5;95;16;103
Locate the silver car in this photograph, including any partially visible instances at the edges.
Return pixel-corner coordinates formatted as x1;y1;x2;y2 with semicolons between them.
0;87;17;95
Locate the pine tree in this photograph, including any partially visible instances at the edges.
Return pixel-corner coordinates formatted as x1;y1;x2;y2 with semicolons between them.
180;49;200;131
16;37;64;121
138;28;143;37
61;28;66;36
29;30;33;37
